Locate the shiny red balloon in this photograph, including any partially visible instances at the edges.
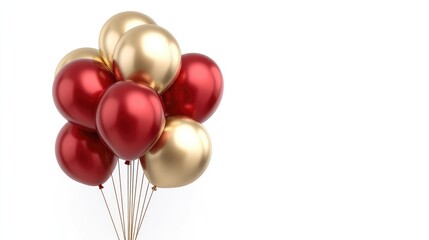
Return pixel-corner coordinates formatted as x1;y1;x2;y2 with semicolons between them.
162;53;223;123
53;59;115;130
96;81;165;160
55;122;117;186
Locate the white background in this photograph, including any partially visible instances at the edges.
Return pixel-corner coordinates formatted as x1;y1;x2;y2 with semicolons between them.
1;0;429;239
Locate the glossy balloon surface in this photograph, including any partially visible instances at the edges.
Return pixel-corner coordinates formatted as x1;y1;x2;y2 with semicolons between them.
55;122;117;186
96;81;165;160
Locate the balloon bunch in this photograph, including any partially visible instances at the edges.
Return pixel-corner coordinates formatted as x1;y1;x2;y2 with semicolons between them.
53;11;223;239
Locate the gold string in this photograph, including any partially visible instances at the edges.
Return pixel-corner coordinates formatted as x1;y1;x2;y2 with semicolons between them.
100;187;121;240
135;186;157;239
111;170;126;239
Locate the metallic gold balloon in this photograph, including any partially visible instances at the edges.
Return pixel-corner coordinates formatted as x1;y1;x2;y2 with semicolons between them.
141;117;212;188
112;24;181;93
99;11;156;69
55;48;103;76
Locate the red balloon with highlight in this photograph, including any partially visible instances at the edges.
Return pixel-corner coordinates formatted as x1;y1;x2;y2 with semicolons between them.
53;59;115;131
55;122;118;186
96;81;165;160
162;53;223;123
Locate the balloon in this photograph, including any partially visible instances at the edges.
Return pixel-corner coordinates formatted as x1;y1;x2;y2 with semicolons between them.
99;11;156;69
112;24;181;93
53;59;115;130
162;53;223;122
96;81;165;160
55;48;103;76
141;117;211;188
55;122;118;186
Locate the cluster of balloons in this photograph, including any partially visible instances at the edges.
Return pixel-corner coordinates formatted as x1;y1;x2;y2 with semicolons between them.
53;11;223;188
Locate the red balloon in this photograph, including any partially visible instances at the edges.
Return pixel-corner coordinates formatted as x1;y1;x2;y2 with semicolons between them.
96;81;165;160
162;53;223;123
55;122;117;186
53;59;115;130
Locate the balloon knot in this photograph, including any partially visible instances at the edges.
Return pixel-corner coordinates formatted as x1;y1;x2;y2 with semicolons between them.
125;161;130;165
152;186;157;191
98;184;104;190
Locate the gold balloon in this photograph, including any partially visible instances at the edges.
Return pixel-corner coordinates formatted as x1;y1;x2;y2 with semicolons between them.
55;48;102;76
99;11;156;69
112;24;181;93
141;117;212;188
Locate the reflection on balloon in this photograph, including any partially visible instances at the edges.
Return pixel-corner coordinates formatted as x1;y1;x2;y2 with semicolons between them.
141;117;212;188
162;53;224;122
99;11;156;69
96;81;165;160
113;24;181;93
55;48;103;76
53;59;115;130
55;122;118;186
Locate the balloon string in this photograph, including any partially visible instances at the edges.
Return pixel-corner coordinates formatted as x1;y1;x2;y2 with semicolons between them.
111;169;126;239
132;160;140;237
132;172;145;238
135;186;157;239
134;182;150;239
131;163;135;240
127;163;131;240
118;163;126;240
130;161;136;238
101;160;154;240
100;187;121;240
130;162;134;239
